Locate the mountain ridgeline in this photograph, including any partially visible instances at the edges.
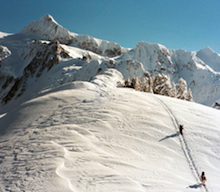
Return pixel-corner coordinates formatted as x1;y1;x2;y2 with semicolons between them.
0;14;220;111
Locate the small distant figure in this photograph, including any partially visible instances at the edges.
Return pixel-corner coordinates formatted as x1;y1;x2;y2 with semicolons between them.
179;125;184;135
200;171;207;186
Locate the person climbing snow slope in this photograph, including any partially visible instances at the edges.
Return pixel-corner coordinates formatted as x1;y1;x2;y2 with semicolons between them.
200;171;207;186
179;124;184;135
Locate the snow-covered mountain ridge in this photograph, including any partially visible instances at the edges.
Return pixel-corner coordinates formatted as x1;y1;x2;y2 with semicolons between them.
0;14;220;111
19;14;124;57
0;80;220;191
0;15;220;192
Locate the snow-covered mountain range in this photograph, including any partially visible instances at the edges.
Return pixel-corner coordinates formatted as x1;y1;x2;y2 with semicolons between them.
0;15;220;191
0;14;220;110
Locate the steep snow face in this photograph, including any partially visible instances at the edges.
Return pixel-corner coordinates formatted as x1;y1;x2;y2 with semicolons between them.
19;14;74;44
19;14;124;57
118;42;174;75
21;40;71;78
0;40;73;105
196;47;220;72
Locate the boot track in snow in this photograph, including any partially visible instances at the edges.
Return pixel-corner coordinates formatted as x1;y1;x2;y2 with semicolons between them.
157;98;209;192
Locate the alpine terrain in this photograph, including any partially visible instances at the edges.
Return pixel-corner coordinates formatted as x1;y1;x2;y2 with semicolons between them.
0;15;220;192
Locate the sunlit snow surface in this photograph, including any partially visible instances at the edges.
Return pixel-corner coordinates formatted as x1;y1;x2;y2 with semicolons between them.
0;15;220;192
0;83;219;192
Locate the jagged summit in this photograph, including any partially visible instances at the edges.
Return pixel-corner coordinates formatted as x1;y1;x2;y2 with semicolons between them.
19;14;74;44
41;14;58;24
18;15;124;57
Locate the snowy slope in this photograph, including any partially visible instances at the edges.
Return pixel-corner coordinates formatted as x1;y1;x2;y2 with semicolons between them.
0;81;220;192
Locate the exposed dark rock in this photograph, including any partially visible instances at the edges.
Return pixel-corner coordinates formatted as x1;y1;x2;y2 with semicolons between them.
213;102;220;110
1;76;14;90
2;78;23;104
105;47;122;57
1;40;71;104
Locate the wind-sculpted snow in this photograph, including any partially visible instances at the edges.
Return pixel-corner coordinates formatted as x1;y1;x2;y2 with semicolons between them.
0;85;219;191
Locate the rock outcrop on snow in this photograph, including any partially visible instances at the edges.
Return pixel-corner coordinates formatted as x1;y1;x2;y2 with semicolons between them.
73;35;123;57
0;40;71;104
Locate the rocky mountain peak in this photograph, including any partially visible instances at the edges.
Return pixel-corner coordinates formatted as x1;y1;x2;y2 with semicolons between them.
19;14;74;44
40;14;58;24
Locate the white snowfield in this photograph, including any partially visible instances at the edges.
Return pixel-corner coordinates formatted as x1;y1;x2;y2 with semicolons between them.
0;14;220;191
0;82;220;192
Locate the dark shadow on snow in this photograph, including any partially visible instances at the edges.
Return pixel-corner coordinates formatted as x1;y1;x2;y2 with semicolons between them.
159;132;179;142
188;184;202;189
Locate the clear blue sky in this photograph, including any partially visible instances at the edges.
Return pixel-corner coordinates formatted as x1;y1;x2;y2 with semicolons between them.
1;0;220;53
